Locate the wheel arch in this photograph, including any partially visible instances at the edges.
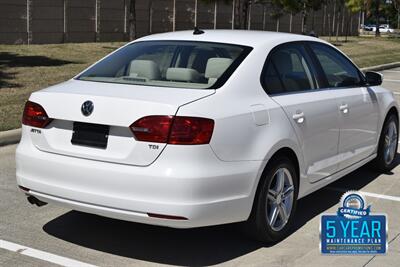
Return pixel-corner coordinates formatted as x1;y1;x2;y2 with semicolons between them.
377;104;399;145
387;106;399;122
247;146;302;221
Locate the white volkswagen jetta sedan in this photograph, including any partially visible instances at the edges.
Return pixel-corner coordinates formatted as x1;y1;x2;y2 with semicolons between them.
16;30;398;242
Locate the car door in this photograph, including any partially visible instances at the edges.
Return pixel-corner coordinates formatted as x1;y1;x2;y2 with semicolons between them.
262;43;340;183
308;42;379;170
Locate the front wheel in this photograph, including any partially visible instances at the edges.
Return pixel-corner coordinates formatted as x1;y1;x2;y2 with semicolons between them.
373;113;399;172
244;156;298;243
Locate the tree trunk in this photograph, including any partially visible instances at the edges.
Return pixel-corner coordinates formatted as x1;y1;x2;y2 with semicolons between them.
63;0;68;43
328;12;331;41
350;12;354;37
172;0;176;31
332;0;336;36
276;18;280;32
213;1;217;29
123;0;128;40
241;1;249;29
323;5;326;36
301;2;307;34
375;0;380;37
95;0;100;42
234;0;241;29
398;9;400;29
262;5;267;31
336;9;340;42
27;0;32;44
129;0;136;40
311;9;315;31
194;0;198;27
302;13;307;34
231;0;235;29
341;4;345;35
361;10;365;27
148;0;153;34
345;11;349;42
247;1;252;30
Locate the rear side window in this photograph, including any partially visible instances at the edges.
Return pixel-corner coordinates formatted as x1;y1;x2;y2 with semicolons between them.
77;41;251;89
262;44;316;94
309;43;362;88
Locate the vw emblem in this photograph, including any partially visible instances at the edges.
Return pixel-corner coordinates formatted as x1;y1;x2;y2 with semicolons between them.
81;100;94;116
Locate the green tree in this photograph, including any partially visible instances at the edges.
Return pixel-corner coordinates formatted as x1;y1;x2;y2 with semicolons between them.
352;0;385;37
344;0;363;41
199;0;228;29
345;0;363;12
270;1;285;31
392;0;400;28
267;0;326;33
372;0;381;36
200;0;327;32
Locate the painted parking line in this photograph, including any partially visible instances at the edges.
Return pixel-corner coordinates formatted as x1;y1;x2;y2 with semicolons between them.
382;70;400;73
358;191;400;202
0;239;97;267
328;187;400;202
384;79;400;82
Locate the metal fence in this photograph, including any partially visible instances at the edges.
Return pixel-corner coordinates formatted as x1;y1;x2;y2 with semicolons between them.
0;0;360;44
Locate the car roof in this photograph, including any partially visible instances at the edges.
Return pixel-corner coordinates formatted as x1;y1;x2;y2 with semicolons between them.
134;30;326;48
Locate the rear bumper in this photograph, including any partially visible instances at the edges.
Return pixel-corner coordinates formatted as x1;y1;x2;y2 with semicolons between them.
16;131;262;228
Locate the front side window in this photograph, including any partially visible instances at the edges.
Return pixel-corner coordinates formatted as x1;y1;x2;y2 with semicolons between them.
77;41;251;89
310;43;362;88
263;44;316;94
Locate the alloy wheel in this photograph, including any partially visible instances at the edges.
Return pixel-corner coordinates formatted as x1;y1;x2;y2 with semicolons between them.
384;120;398;165
266;167;295;232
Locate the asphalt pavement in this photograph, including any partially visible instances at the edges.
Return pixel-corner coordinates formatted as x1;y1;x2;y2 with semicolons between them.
1;68;400;267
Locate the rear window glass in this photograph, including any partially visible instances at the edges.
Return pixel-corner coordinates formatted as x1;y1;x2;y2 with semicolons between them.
77;41;252;89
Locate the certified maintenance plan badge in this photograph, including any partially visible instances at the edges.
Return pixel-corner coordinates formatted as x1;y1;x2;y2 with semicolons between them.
320;191;387;255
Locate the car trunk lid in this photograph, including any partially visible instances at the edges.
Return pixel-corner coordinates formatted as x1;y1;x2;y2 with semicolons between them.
28;79;214;166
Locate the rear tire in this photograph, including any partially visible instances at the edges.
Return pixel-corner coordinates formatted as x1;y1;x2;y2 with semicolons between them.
244;156;298;243
373;113;399;172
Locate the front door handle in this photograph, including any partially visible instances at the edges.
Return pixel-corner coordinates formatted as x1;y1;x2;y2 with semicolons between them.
339;104;349;114
292;112;305;124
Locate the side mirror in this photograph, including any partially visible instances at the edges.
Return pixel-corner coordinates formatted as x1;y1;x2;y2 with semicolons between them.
365;71;383;86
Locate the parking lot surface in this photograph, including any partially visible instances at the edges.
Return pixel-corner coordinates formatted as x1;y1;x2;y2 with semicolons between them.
1;68;400;267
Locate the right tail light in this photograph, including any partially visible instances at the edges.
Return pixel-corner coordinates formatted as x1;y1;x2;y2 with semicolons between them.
130;115;214;145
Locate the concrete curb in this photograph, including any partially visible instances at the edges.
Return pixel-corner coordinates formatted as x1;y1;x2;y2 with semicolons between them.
1;62;400;147
361;62;400;72
0;128;21;147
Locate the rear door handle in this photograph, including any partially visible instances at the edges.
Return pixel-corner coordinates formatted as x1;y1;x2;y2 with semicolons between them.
339;104;349;114
292;112;305;124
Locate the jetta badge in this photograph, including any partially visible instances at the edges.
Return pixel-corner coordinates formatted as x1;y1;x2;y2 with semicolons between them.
81;100;94;116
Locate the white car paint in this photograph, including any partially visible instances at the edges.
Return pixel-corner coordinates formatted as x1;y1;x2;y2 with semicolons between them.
16;30;398;228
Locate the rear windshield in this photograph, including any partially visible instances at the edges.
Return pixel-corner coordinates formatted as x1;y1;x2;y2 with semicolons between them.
77;41;252;89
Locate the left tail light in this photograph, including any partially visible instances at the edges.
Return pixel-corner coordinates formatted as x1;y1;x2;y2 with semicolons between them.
22;101;52;128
